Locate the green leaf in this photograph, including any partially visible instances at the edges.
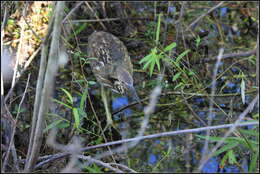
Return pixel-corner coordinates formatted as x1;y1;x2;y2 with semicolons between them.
56;122;70;129
213;141;239;157
227;150;237;164
252;113;259;119
43;119;63;133
239;129;258;136
172;72;182;82
176;49;190;63
77;108;87;118
84;164;102;173
164;42;177;52
149;60;156;77
195;36;201;47
142;60;152;70
156;13;162;45
73;108;80;129
88;81;97;85
60;88;73;104
241;79;246;104
174;82;184;90
80;89;88;111
188;70;195;76
7;19;15;25
68;23;88;40
249;150;259;172
139;53;153;64
52;98;73;109
220;152;229;168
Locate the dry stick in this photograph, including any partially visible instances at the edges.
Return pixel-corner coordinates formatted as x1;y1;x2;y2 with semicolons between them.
257;34;259;109
2;7;25;171
24;2;65;172
112;89;257;116
186;1;225;31
78;155;124;173
109;163;137;173
46;129;122;172
163;90;257;97
62;1;84;24
198;94;259;171
1;6;7;105
32;121;259;169
25;6;55;168
180;91;208;127
162;1;171;46
200;48;224;167
174;1;186;47
2;74;31;172
196;49;257;64
112;97;148;115
66;17;152;23
84;2;107;30
10;15;25;91
73;122;260;151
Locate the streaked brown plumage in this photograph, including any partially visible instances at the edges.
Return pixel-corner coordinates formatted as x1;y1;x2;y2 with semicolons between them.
87;31;140;103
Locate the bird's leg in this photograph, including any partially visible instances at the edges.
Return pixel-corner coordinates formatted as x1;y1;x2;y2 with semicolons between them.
101;85;115;132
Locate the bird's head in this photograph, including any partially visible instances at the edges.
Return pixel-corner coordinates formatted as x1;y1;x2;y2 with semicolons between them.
111;67;141;104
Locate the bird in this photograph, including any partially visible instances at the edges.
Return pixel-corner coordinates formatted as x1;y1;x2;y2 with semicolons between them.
87;31;140;104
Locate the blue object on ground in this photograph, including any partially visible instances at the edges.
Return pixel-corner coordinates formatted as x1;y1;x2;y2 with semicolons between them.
112;97;132;116
201;157;219;173
223;165;240;173
148;154;157;165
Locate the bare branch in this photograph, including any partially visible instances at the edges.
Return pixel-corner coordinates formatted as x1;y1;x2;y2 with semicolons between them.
196;49;257;64
31;121;258;169
24;2;65;172
186;1;225;31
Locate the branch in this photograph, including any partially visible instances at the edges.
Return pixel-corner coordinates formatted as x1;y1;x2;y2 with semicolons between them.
24;2;65;172
196;49;257;64
186;1;225;31
30;121;259;169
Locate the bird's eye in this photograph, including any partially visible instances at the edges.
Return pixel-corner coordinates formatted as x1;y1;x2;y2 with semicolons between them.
114;81;125;94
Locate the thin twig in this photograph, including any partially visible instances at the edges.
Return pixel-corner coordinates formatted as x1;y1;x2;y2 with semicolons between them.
109;163;137;173
65;17;152;24
62;2;84;23
186;1;225;31
84;2;107;30
112;89;257;116
2;74;30;172
25;121;259;169
1;5;8;99
196;49;257;64
180;91;208;127
78;155;124;173
25;2;55;169
24;2;65;172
